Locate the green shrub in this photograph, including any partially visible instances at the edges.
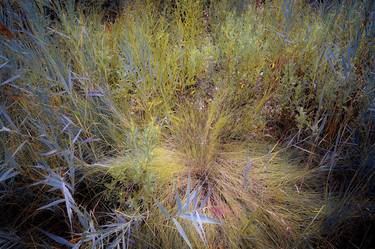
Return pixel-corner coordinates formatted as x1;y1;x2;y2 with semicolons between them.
0;0;373;248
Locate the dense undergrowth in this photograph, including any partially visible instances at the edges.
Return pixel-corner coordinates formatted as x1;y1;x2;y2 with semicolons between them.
0;0;374;248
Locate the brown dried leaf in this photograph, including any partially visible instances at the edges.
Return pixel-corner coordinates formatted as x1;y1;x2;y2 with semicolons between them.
0;21;15;39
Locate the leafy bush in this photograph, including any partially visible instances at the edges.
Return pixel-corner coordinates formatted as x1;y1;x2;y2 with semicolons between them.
0;0;373;248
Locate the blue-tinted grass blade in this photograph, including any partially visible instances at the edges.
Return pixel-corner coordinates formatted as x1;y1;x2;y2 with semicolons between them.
40;149;58;157
38;199;65;210
176;191;183;214
179;213;222;225
192;220;206;245
156;201;171;219
39;229;74;248
0;74;20;87
72;129;82;144
0;169;18;182
0;106;16;129
172;218;192;249
199;188;211;210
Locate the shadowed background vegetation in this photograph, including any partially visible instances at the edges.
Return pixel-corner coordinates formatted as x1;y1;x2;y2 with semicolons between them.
0;0;374;248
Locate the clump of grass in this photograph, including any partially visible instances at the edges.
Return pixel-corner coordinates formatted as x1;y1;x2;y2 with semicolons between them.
148;85;325;247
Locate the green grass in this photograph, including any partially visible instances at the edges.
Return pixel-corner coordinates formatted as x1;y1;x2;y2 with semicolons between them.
0;0;374;248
